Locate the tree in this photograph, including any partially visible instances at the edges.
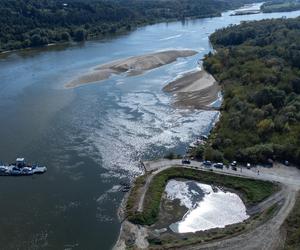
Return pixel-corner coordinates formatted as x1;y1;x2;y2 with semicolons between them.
193;145;205;159
204;147;224;162
257;119;275;135
74;28;87;42
254;87;285;109
291;78;300;94
61;32;71;41
30;34;43;46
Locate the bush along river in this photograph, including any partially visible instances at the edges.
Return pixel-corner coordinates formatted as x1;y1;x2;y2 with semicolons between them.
0;3;299;250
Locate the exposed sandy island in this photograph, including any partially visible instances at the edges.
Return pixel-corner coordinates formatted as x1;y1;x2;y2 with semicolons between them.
163;70;221;110
65;50;197;88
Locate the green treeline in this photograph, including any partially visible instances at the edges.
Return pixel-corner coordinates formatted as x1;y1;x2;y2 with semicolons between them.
0;0;257;52
203;17;300;165
261;0;300;13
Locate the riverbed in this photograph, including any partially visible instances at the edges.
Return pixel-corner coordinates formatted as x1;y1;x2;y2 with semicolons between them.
0;3;299;250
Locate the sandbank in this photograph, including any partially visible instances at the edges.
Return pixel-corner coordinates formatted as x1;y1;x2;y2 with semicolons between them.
65;50;197;88
163;70;221;110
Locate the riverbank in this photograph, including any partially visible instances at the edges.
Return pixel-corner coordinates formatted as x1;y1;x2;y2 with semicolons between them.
203;16;300;165
2;0;266;53
2;3;300;249
65;50;197;88
163;70;221;109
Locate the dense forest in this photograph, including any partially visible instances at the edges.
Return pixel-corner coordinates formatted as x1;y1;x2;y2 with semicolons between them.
0;0;257;52
202;17;300;165
261;0;300;13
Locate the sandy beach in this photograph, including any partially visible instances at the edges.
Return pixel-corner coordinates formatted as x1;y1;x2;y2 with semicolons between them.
65;50;197;88
163;70;221;109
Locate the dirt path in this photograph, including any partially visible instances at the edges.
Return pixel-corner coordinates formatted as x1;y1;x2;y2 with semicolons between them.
137;173;153;212
135;160;300;250
138;162;176;212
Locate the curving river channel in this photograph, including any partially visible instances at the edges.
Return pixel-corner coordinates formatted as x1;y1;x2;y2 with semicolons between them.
0;3;299;250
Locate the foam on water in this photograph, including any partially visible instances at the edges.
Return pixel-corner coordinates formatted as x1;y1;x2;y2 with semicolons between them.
66;55;220;179
88;90;219;177
166;180;249;233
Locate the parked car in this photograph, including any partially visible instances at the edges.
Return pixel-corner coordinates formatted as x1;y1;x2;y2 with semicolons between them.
246;163;251;169
203;160;212;167
182;158;191;164
213;163;224;169
231;161;237;166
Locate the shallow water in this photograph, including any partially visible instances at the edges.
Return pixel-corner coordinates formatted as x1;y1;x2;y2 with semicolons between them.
0;3;299;249
166;180;249;233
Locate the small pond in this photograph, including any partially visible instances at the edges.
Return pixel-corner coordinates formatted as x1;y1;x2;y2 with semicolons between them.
165;179;249;233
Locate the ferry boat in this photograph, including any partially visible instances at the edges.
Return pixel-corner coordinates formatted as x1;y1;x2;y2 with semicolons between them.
0;158;47;176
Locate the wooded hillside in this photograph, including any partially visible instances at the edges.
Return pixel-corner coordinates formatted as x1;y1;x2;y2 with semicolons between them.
203;17;300;165
0;0;257;52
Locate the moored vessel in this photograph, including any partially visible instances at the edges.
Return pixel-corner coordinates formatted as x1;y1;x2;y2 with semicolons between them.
0;158;47;176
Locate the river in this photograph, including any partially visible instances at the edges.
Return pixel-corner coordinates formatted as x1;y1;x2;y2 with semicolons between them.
0;3;299;250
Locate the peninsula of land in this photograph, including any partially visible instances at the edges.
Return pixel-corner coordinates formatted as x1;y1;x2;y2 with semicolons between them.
66;50;197;88
114;160;300;250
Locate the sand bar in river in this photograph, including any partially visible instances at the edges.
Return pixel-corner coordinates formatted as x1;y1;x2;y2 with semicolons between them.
65;50;197;88
163;70;221;109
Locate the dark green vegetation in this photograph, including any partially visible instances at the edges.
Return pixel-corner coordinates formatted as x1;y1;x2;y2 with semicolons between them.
0;0;259;52
283;192;300;250
126;167;276;225
262;0;300;13
203;17;300;165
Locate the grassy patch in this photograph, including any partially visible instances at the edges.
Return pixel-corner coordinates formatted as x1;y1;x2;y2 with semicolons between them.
127;167;277;225
125;174;148;219
284;192;300;250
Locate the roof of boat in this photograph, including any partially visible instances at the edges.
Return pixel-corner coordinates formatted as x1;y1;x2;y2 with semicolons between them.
16;158;25;161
